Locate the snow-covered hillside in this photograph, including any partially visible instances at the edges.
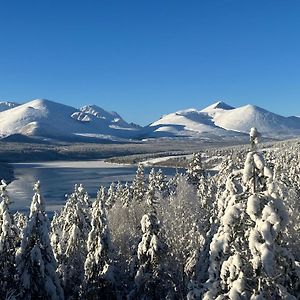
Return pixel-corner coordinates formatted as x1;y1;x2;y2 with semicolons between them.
143;107;244;141
213;104;300;135
146;101;300;139
0;99;138;141
1;98;300;142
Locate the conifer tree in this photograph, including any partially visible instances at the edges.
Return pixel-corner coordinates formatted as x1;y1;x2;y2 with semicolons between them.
187;152;205;184
132;164;146;203
83;187;115;299
131;176;174;300
106;182;116;209
121;182;132;207
202;128;299;299
0;180;18;298
16;181;64;300
51;183;91;299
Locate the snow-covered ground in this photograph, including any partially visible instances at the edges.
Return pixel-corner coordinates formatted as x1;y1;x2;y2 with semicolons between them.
12;160;130;169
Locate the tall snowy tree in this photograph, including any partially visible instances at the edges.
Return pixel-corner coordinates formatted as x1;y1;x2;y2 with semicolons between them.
130;175;174;300
202;128;299;299
83;187;115;299
106;182;116;209
132;164;146;203
16;181;64;300
50;183;91;299
187;152;205;185
0;180;18;299
121;182;132;207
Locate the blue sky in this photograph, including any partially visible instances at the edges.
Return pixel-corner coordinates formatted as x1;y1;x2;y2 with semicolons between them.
0;0;299;125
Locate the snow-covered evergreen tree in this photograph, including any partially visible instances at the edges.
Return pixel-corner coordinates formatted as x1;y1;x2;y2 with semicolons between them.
203;128;299;299
83;187;115;299
130;175;174;300
16;181;64;300
0;180;18;299
114;181;123;205
50;183;91;299
121;182;132;207
106;182;116;209
187;152;205;184
132;164;146;203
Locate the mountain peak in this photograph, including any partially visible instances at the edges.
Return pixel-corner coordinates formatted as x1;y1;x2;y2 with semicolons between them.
201;101;234;112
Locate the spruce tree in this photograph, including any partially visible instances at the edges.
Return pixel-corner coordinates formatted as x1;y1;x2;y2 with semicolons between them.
187;152;205;185
202;128;299;299
83;187;115;299
131;177;174;300
51;183;91;299
0;180;18;298
16;181;64;300
132;164;146;203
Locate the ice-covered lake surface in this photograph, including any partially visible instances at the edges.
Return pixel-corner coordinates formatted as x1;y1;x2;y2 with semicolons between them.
7;160;183;214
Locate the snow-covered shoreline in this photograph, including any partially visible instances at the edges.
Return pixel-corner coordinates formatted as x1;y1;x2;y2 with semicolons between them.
11;159;132;169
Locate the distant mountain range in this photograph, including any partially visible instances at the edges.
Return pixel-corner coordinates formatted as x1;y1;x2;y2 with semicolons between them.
0;99;299;143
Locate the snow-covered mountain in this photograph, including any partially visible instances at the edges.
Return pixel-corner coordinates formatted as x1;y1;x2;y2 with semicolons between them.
144;101;300;139
0;98;300;142
142;107;243;141
0;101;19;112
213;104;300;135
78;105;131;128
0;99;138;142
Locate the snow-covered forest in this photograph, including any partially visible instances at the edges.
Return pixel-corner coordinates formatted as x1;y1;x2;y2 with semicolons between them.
1;128;300;299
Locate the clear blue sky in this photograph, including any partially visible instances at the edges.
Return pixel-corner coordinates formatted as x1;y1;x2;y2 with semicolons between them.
0;0;300;125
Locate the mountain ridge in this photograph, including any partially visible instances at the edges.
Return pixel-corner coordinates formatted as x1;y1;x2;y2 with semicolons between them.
0;98;299;142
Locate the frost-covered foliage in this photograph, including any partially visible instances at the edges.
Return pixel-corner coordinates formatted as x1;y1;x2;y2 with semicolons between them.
106;182;116;209
203;128;299;299
50;183;91;299
2;135;300;299
16;181;64;300
160;175;205;296
0;180;18;298
128;169;176;299
187;152;205;184
83;187;115;299
132;163;146;203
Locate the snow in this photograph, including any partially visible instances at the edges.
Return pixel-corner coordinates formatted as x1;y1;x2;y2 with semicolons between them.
0;99;139;141
214;104;300;137
146;106;242;140
12;160;130;169
1;98;300;141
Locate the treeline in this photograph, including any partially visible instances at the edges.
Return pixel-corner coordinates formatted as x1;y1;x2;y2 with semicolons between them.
0;129;300;299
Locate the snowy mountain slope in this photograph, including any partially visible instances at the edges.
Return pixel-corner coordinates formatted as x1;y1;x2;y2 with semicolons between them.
143;106;245;140
79;105;132;128
1;98;300;142
213;104;300;136
0;99;138;141
145;101;300;139
0;101;19;112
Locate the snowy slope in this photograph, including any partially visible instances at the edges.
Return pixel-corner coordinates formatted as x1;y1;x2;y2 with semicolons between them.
213;104;300;136
0;101;19;112
143;105;244;140
145;101;300;139
1;98;300;142
79;105;132;128
0;99;138;141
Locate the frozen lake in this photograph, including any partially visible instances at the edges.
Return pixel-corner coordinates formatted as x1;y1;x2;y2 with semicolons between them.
7;160;182;214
